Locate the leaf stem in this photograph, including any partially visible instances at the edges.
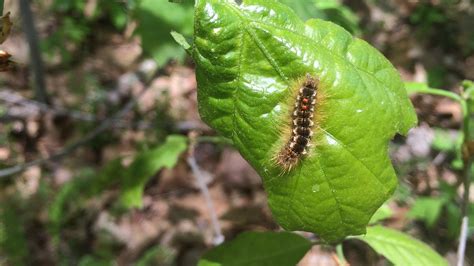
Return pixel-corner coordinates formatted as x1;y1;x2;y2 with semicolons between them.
335;244;348;266
405;82;467;115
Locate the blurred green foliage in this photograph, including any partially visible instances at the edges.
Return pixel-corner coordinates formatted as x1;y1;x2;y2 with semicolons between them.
45;135;187;264
40;0;360;68
406;174;474;238
409;196;447;228
41;0;129;65
49;135;187;231
78;255;113;266
0;197;29;265
279;0;360;34
135;0;194;66
429;127;463;170
409;2;474;88
135;245;176;266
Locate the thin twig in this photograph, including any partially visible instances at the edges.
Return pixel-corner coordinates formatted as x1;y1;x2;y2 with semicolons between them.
19;0;49;103
187;133;224;245
0;90;96;121
0;90;160;130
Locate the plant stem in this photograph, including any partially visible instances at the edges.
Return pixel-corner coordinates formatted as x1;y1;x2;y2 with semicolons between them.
406;82;467;115
336;244;348;266
457;158;471;266
187;132;224;246
0;0;4;16
457;86;474;266
187;154;224;245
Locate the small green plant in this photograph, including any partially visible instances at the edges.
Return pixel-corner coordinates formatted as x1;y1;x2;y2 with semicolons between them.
47;135;187;264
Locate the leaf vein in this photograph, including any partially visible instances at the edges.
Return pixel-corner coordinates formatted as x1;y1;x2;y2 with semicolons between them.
318;127;389;195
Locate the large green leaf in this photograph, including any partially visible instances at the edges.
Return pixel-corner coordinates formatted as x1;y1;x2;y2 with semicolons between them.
192;0;416;242
198;231;312;266
355;226;448;266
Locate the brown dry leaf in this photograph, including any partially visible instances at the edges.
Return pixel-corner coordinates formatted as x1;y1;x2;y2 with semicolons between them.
0;12;12;44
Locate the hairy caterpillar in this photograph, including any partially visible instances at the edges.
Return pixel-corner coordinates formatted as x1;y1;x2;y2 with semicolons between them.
274;74;318;172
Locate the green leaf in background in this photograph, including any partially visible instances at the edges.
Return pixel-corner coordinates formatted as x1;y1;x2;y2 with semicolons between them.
355;226;448;266
135;0;194;66
278;0;325;21
313;0;360;35
278;0;360;35
48;135;187;239
369;203;393;224
100;0;129;30
431;128;460;152
192;0;417;242
119;135;188;208
445;202;474;238
408;197;447;228
198;232;312;266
